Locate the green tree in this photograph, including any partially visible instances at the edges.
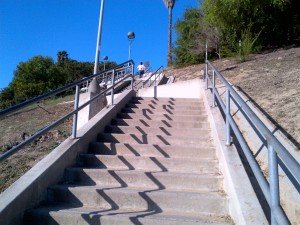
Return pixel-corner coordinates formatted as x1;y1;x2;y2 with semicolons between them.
201;0;300;55
163;0;176;66
174;8;205;66
10;56;66;102
173;0;300;65
0;87;15;109
57;59;93;83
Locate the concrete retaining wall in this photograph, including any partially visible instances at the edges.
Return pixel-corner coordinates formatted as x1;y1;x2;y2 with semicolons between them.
138;78;202;98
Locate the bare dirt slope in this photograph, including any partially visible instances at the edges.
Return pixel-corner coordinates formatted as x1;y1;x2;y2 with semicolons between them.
165;47;300;149
0;95;74;192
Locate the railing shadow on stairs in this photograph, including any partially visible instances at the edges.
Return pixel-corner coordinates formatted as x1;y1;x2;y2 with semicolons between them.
204;58;300;225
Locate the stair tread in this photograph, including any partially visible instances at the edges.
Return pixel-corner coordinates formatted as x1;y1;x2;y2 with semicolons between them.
122;107;205;113
117;112;207;118
48;185;228;213
90;142;215;149
126;104;204;110
67;168;222;176
79;154;219;173
26;206;234;225
65;168;223;192
89;142;216;159
98;132;211;140
51;184;225;195
97;133;213;146
80;153;218;162
106;125;209;131
112;119;210;129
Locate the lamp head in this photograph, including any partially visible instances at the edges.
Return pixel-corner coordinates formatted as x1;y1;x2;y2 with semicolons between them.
127;32;135;40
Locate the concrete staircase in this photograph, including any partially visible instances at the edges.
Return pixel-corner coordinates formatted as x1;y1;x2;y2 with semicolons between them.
24;97;234;225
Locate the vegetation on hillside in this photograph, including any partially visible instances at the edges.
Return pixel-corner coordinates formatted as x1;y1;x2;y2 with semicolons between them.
0;52;116;110
173;0;300;66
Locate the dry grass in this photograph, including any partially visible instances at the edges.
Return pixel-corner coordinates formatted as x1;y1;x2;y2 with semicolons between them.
166;47;300;150
0;94;74;192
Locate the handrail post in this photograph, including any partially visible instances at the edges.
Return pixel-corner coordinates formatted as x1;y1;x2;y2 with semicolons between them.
205;42;208;89
205;43;207;80
225;88;231;145
131;74;134;90
111;69;115;105
269;142;279;225
212;70;216;107
72;85;80;139
205;61;208;89
131;63;134;90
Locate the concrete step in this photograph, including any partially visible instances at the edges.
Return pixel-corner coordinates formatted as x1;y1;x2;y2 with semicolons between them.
112;118;210;128
131;96;204;102
25;206;234;225
65;168;223;192
129;99;203;107
89;142;216;159
47;186;228;215
126;103;204;111
117;112;207;122
79;154;219;174
121;107;205;115
130;97;203;103
105;125;211;138
97;133;211;146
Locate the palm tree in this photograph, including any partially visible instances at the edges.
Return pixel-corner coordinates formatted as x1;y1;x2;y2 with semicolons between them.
163;0;175;66
57;51;69;62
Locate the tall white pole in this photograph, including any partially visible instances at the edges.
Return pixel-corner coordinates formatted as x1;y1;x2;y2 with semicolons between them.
93;0;105;75
128;40;132;60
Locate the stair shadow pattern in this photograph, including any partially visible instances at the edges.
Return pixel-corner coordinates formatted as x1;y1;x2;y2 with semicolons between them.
23;96;234;225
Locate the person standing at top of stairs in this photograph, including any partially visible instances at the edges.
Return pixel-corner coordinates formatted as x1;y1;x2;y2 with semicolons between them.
137;62;146;78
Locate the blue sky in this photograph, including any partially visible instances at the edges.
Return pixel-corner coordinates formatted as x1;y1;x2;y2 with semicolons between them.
0;0;199;89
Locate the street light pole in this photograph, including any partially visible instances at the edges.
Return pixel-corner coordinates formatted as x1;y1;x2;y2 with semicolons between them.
128;32;135;60
93;0;105;75
103;56;108;70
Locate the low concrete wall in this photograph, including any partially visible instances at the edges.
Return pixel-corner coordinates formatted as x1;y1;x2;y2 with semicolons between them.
200;82;268;224
138;78;202;98
0;89;136;225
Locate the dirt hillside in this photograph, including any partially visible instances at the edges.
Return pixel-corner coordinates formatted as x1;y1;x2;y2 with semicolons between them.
165;47;300;150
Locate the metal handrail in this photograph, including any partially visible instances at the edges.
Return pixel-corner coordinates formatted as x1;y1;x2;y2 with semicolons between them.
0;60;135;163
142;66;163;88
205;59;299;225
0;60;134;118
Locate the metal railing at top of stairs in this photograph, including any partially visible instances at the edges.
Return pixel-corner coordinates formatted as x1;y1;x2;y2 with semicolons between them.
205;59;300;225
142;66;164;88
0;60;135;163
